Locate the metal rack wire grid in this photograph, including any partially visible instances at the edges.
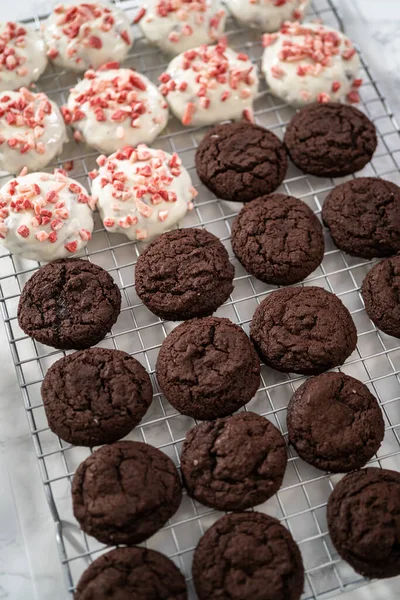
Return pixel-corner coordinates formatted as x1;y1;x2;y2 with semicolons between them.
1;0;400;598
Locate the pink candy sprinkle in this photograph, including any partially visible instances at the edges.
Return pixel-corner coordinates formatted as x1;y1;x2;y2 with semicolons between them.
17;225;30;238
182;102;197;125
64;241;78;253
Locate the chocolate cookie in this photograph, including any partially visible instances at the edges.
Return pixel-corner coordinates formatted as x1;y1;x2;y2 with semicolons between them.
250;286;357;375
72;441;182;545
18;259;121;350
42;348;153;447
322;178;400;259
327;468;400;579
180;412;287;511
231;194;324;285
75;547;187;600
135;228;234;321
195;122;288;203
287;373;384;472
156;317;260;420
192;512;305;600
284;103;377;178
361;256;400;338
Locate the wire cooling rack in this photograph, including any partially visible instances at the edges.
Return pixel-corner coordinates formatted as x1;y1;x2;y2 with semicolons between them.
1;0;400;598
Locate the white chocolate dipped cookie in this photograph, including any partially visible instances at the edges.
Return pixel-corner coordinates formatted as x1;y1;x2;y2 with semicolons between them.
159;38;259;126
262;22;361;106
44;2;133;72
134;0;226;55
0;88;67;174
226;0;309;32
91;145;196;242
0;170;95;263
0;21;47;91
63;68;169;154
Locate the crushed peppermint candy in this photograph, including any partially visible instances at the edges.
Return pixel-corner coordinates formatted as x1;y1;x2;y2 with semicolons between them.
0;22;29;75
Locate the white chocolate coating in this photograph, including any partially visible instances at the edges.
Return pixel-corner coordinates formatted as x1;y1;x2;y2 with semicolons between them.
64;68;169;154
0;89;67;174
0;171;95;263
136;0;226;55
226;0;310;32
262;22;361;107
0;21;47;91
44;2;133;72
91;145;196;242
160;39;259;126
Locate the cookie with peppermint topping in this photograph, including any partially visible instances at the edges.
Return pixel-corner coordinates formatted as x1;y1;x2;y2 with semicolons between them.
0;88;67;174
0;170;95;263
0;21;47;91
226;0;310;32
44;2;132;73
160;38;259;127
64;68;168;154
262;21;361;106
91;144;196;242
135;0;226;56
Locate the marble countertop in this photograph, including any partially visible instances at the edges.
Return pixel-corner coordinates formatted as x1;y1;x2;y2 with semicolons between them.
1;1;400;599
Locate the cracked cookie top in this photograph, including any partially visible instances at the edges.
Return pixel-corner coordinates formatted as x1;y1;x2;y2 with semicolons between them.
17;259;121;350
250;286;357;375
42;348;153;447
181;412;287;511
361;256;400;338
231;193;324;285
156;317;260;420
195;122;287;202
72;441;182;545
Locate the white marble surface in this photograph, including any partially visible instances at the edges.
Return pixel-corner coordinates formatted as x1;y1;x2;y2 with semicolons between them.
0;1;400;599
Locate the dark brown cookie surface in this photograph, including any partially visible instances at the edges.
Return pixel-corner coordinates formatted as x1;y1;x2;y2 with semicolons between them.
287;373;384;472
192;512;305;600
156;317;260;420
135;228;234;321
18;259;121;350
75;547;187;600
250;286;357;375
72;441;182;545
231;194;324;285
327;468;400;579
361;256;400;338
195;122;287;202
42;348;153;447
181;412;287;511
284;103;377;178
322;178;400;259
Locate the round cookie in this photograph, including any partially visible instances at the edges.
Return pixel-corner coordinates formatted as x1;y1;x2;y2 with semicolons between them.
18;259;121;350
262;22;361;107
135;0;226;56
0;21;47;91
75;547;187;600
135;228;234;321
250;286;357;375
159;38;259;127
327;468;400;579
0;88;67;174
192;512;305;600
91;145;196;243
231;194;324;285
361;256;400;338
64;68;168;154
44;2;132;73
287;373;384;472
227;0;310;32
195;122;287;202
72;440;182;545
0;170;95;263
284;103;377;178
180;412;287;511
322;178;400;259
41;348;153;447
156;317;260;420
